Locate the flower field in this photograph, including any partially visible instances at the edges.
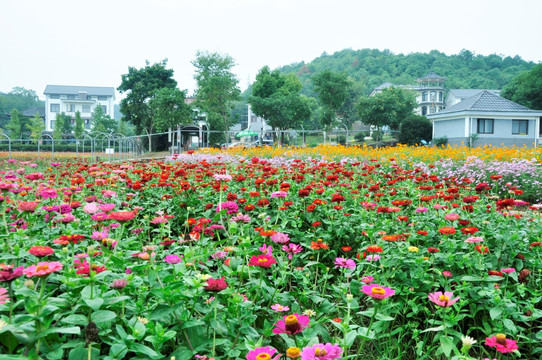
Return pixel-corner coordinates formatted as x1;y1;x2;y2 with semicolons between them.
0;144;541;360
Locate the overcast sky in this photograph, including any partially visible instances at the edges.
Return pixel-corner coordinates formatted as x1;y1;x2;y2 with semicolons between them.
1;0;541;101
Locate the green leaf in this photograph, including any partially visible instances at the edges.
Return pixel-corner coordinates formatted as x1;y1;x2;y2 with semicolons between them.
345;330;358;346
421;325;445;333
69;347;100;360
62;314;89;326
84;297;104;311
181;320;205;329
439;335;455;358
91;310;117;324
490;307;502;320
357;327;375;340
130;342;161;358
503;319;517;333
39;326;81;338
0;329;19;353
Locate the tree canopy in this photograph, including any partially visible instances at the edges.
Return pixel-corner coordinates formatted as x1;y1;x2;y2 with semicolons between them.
501;63;542;110
192;51;240;146
312;70;352;127
118;59;177;135
148;87;193;132
357;87;417;140
0;87;43;113
249;66;313;134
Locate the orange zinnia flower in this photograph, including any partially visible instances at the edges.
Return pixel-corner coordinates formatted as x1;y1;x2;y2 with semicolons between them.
310;239;329;250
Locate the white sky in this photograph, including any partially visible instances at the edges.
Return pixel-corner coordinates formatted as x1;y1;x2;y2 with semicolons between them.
1;0;541;101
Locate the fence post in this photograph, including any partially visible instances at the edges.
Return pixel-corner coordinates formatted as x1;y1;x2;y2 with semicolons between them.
1;134;11;160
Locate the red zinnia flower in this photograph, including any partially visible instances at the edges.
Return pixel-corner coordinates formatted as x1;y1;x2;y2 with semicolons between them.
108;211;137;222
366;245;383;253
475;244;489;254
438;227;456;235
249;254;277;267
204;276;228;292
28;246;54;257
312;221;322;227
53;234;85;245
460;226;479;235
427;247;440;253
310;240;329;250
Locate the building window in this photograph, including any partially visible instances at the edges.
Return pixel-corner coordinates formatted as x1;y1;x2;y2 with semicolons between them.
82;105;90;113
512;120;528;135
67;104;75;112
477;119;494;134
430;92;436;102
84;119;91;129
101;105;107;113
438;92;443;102
67;94;76;100
422;92;428;102
422;106;427;116
50;120;55;130
50;104;60;112
429;106;436;114
98;96;108;101
50;94;60;99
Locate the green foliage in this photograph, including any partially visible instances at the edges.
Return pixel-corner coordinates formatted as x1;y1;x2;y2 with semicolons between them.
249;66;313;133
26;112;45;143
357;87;417;134
501;63;542;110
433;136;448;146
192;51;241;146
312;70;352;127
90;105;117;136
74;111;84;139
354;131;368;142
0;87;43;113
398;115;433;145
118;59;177;135
279;48;535;97
6;109;21;138
52;113;70;139
149;87;193;132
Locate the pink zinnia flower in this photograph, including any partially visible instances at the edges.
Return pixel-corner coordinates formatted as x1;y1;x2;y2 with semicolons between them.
428;291;460;307
110;279;128;289
484;334;518;353
361;276;374;284
465;236;483;243
273;313;310;335
0;287;9;305
281;243;303;259
99;203;116;213
0;264;24;282
366;254;381;261
270;232;290;244
334;257;356;270
442;271;452;277
444;213;460;221
246;346;280;360
83;203;99;214
18;201;40;212
249;254;277;268
216;201;239;214
258;244;273;255
23;262;63;277
213;174;232;182
270;191;288;198
271;304;290;312
28;246;54;257
164;255;183;264
362;284;395;300
230;213;251;223
501;268;515;274
300;343;343;360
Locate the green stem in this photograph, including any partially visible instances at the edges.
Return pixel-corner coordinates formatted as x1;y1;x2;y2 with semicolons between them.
88;342;92;360
356;302;379;359
313;251;321;290
212;302;218;357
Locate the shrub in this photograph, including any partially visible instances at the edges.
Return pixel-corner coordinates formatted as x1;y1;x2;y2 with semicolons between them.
354;132;368;142
398;115;433;145
433;136;448;147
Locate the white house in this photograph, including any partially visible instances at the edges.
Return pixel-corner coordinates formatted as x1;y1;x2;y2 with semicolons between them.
427;91;542;147
43;85;115;132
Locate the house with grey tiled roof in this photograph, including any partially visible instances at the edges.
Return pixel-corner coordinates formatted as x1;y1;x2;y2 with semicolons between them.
427;91;542;147
43;85;115;132
445;89;501;107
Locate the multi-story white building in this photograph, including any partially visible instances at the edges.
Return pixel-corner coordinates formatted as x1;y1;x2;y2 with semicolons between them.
43;85;115;132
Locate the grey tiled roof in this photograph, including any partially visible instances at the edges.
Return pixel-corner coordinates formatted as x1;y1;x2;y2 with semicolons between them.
44;85;115;96
438;91;536;114
374;82;394;90
447;89;500;100
22;106;45;117
420;71;445;80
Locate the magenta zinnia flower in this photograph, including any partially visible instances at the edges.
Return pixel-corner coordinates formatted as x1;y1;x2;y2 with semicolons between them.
270;232;290;244
23;262;63;277
249;254;277;267
164;254;182;264
273;313;310;335
0;287;9;305
246;346;280;360
334;257;356;270
484;334;518;353
428;291;460;307
216;201;239;214
300;343;343;360
204;276;228;292
362;283;395;300
0;264;24;282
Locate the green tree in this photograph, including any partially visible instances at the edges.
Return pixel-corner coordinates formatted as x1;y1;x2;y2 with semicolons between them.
6;109;21;138
192;51;240;147
118;59;177;149
312;70;352;127
502;63;542;110
74;111;84;139
149;87;193;132
398;115;433;145
61;114;73;135
26;112;45;143
53;113;66;139
0;87;42;113
249;66;312;142
90;105;117;135
357;87;417;142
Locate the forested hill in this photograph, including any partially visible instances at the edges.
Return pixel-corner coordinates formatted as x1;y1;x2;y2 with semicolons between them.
278;49;535;97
